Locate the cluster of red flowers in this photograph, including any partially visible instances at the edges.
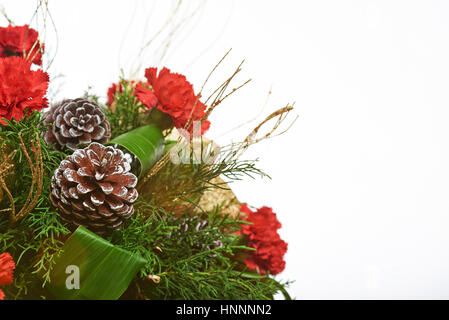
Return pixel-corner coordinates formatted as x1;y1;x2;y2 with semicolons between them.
107;67;210;133
0;25;43;65
0;25;48;125
0;252;15;300
107;67;209;133
238;205;288;275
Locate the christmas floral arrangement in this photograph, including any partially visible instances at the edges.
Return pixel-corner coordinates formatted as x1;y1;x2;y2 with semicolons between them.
0;8;294;300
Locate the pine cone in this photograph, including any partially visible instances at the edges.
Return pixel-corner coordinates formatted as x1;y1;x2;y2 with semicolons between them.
50;142;138;235
42;98;111;150
168;216;223;256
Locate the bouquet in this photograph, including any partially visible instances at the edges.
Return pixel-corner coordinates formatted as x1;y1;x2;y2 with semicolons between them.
0;4;294;300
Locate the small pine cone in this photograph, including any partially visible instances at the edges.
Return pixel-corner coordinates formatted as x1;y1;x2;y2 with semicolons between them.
42;98;111;150
50;142;138;235
168;217;223;256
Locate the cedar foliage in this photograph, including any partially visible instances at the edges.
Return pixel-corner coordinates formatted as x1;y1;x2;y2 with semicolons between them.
103;79;154;138
0;112;70;299
113;207;290;300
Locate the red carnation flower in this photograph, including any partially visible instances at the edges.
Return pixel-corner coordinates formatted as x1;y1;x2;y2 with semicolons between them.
135;67;210;133
0;252;16;300
0;25;44;65
0;56;49;125
237;205;288;275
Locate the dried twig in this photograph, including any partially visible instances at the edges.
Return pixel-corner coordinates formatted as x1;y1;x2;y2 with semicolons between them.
236;104;297;158
0;149;15;217
138;52;296;187
0;4;14;25
24;0;58;70
6;133;44;227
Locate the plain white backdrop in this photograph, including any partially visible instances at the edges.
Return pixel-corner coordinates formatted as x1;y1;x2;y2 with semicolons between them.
3;0;449;299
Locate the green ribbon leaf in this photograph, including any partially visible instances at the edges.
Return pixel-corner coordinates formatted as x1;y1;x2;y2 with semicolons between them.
108;125;164;178
47;226;146;300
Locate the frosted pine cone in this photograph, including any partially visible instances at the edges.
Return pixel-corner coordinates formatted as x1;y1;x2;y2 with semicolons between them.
168;217;223;256
50;142;138;235
42;98;111;150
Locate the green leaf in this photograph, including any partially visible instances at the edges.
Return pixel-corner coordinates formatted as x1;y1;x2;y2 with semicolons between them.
235;271;268;279
47;226;146;300
108;125;164;178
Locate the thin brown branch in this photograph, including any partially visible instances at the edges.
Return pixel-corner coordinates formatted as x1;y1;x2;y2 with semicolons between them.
1;179;15;222
17;135;36;211
0;149;15;218
239;104;297;155
8;134;44;227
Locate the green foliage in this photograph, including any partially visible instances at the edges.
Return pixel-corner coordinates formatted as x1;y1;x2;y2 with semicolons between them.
104;79;151;138
112;206;288;300
0;112;70;299
109;125;165;178
110;142;290;300
104;78;174;138
0;111;290;300
138;143;269;213
48;226;146;300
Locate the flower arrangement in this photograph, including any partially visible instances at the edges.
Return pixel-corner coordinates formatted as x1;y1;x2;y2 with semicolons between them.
0;5;294;300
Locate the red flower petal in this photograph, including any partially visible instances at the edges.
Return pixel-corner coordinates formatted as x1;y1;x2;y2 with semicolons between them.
0;56;49;124
0;25;44;65
238;205;288;275
135;84;158;109
106;82;119;106
136;67;210;134
0;252;15;287
106;80;141;106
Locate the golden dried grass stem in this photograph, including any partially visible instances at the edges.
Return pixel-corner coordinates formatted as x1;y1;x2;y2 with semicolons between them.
0;150;16;221
24;0;58;70
7;133;44;227
184;57;250;134
198;48;232;96
236;104;297;158
2;179;15;222
18;135;36;211
0;4;13;24
138;52;296;188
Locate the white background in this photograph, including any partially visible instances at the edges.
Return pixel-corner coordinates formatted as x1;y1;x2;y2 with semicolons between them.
3;0;449;299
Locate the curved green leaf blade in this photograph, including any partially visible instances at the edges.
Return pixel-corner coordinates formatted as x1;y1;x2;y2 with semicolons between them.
108;125;164;178
48;226;146;300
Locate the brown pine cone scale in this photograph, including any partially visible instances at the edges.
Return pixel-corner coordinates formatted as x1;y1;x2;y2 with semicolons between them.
50;142;138;235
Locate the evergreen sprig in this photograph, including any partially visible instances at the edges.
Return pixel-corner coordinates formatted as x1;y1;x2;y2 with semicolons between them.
0;111;290;300
104;78;151;138
0;112;70;298
137;144;268;215
112;206;288;300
